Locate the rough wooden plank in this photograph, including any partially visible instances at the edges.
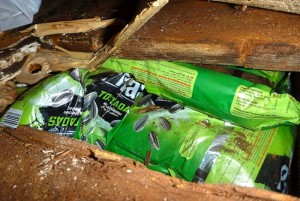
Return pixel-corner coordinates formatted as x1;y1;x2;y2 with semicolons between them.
114;0;300;71
212;0;300;15
0;126;299;200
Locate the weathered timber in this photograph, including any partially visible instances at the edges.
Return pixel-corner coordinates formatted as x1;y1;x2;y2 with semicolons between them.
0;17;110;85
0;0;166;84
15;49;90;84
0;36;91;85
0;126;299;201
114;0;300;71
212;0;300;15
21;17;119;37
0;36;42;84
29;0;157;53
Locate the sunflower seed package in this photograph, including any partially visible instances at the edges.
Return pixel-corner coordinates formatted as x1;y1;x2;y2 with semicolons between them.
105;95;295;193
0;68;88;137
102;58;300;130
74;71;145;148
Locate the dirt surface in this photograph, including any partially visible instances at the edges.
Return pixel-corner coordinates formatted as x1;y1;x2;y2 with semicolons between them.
0;126;299;201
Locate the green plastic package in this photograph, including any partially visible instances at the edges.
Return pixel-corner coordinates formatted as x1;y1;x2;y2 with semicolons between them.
101;58;300;130
105;96;295;193
223;65;286;88
74;70;145;147
0;68;88;137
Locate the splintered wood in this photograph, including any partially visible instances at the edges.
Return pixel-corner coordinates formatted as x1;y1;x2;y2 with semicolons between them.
14;49;90;84
87;0;169;69
21;17;119;37
0;0;168;86
0;17;118;85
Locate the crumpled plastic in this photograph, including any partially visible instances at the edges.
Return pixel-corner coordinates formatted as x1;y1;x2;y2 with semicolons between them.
0;0;42;31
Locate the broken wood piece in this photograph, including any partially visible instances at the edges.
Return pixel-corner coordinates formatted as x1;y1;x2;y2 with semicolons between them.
113;0;169;49
0;33;93;85
93;148;121;162
21;17;119;37
0;36;42;84
87;0;169;70
211;0;300;15
0;31;32;50
15;49;90;84
53;45;93;60
47;30;107;53
0;37;41;70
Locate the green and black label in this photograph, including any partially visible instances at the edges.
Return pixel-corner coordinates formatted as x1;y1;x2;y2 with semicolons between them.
86;72;145;123
76;72;145;146
40;94;83;136
1;68;87;137
256;154;290;193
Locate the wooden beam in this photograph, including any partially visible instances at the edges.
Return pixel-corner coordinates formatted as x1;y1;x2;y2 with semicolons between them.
0;126;299;200
114;0;300;71
211;0;300;15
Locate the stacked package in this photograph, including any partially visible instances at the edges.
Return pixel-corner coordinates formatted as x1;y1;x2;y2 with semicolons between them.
0;68;88;136
1;58;299;194
101;58;298;194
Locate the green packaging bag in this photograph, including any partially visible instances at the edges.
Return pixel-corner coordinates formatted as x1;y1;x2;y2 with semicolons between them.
223;65;286;88
101;58;300;130
74;70;145;147
0;68;88;137
105;97;295;193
